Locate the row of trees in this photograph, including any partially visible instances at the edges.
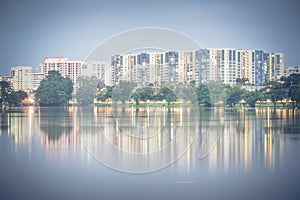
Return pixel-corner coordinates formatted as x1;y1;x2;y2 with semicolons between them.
3;70;300;107
0;81;28;107
34;71;104;106
92;74;300;108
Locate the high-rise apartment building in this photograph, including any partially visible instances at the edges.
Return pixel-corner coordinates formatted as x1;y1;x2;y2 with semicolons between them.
44;57;82;90
110;52;165;86
202;48;242;85
81;60;108;81
32;72;44;90
11;66;33;92
108;49;284;87
271;53;284;81
108;51;205;86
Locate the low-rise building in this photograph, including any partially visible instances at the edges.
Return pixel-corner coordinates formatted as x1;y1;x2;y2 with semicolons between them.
284;66;300;77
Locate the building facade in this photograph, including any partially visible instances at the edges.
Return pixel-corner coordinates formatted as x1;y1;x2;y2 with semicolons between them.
284;66;300;77
107;49;284;86
11;66;33;92
81;60;108;81
32;73;44;90
44;57;82;90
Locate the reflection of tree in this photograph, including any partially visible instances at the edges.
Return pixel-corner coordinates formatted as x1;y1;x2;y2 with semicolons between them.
39;107;73;142
0;112;9;133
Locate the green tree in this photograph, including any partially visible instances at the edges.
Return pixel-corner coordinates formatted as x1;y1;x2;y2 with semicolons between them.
156;85;177;106
97;85;114;102
0;81;12;106
112;81;135;103
281;74;300;89
206;81;226;106
175;83;196;103
282;74;300;107
131;86;155;105
196;84;211;107
243;90;263;107
35;71;73;106
131;91;141;105
76;76;103;105
264;81;285;107
289;82;300;107
226;85;245;107
8;91;28;106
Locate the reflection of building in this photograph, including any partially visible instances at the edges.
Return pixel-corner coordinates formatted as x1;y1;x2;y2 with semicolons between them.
1;106;295;174
40;107;80;148
203;108;284;173
80;106;199;171
43;131;80;148
2;107;42;144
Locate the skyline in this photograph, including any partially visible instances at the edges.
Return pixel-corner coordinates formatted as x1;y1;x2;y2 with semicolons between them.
1;0;300;74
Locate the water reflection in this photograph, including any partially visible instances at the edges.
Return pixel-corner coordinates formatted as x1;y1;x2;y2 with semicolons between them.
39;107;79;148
0;106;300;173
201;108;282;174
0;107;41;144
79;106;199;172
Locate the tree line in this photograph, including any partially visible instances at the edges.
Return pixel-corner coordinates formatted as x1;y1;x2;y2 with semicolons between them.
0;81;28;107
93;74;300;108
1;70;300;108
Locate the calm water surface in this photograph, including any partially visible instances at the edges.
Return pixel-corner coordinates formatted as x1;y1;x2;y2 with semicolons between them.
1;106;300;200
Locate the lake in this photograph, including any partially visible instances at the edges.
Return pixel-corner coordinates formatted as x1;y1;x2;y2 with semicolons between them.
1;106;300;200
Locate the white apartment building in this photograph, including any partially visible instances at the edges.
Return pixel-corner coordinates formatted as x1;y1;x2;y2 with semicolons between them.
0;75;12;83
204;48;242;85
284;66;300;77
44;57;82;90
271;53;284;80
11;66;33;92
32;73;44;90
81;60;108;81
242;50;255;84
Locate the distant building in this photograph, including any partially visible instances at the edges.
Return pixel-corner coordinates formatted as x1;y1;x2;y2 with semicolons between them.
108;49;284;86
32;72;44;90
108;51;202;87
11;66;32;92
81;60;108;82
241;85;267;91
33;63;44;73
44;57;82;90
0;75;12;83
201;49;284;85
204;48;242;85
283;66;300;77
271;53;284;80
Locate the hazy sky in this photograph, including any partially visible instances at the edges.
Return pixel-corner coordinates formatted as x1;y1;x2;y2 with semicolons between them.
0;0;299;74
